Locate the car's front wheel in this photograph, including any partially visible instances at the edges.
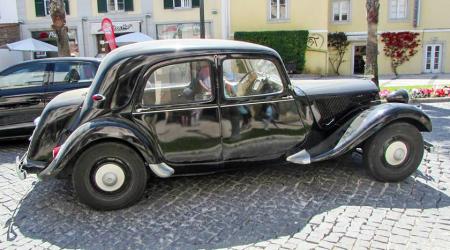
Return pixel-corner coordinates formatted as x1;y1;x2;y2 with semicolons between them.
72;142;147;210
363;122;424;182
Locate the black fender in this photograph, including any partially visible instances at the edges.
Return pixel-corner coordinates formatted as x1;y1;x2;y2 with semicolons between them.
287;103;432;164
38;118;159;179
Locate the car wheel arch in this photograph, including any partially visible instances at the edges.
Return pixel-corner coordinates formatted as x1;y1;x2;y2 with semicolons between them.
58;137;155;179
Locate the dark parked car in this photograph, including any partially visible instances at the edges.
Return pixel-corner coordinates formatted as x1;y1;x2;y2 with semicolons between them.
0;57;100;139
17;40;432;210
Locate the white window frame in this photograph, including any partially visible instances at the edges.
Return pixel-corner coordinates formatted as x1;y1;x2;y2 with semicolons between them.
108;0;125;12
174;0;192;9
389;0;408;20
268;0;289;21
44;0;51;16
332;0;351;23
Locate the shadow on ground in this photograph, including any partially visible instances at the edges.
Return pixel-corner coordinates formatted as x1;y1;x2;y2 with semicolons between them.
7;152;450;249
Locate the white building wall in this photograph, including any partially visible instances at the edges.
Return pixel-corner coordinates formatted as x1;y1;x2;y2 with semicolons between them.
0;0;19;24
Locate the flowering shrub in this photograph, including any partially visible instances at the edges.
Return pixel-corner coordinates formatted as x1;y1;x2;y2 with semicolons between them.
381;32;420;76
380;87;450;99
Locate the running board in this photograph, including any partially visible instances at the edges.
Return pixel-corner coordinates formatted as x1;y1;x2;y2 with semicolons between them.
148;163;175;178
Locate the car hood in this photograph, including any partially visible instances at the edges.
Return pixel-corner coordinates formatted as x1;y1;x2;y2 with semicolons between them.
293;79;379;98
292;79;380;130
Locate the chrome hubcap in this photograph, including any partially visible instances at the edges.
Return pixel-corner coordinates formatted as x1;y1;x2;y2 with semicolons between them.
385;141;408;166
94;163;126;192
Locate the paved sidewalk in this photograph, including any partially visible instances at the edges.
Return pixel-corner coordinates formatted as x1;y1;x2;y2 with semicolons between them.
0;103;449;249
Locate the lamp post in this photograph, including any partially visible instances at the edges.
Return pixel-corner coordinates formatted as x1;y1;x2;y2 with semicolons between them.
200;0;205;39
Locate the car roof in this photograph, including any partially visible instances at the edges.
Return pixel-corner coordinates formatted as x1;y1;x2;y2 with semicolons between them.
99;39;280;71
12;57;101;67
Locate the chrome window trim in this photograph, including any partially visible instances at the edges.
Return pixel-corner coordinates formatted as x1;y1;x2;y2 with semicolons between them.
132;96;294;114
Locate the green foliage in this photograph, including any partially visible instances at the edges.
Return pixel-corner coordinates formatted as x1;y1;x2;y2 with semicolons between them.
234;30;309;73
328;32;350;75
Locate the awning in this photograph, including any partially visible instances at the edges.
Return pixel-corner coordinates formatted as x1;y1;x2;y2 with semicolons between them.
116;32;153;45
5;38;58;52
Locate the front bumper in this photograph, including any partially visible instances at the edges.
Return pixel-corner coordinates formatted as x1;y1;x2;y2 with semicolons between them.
15;151;47;180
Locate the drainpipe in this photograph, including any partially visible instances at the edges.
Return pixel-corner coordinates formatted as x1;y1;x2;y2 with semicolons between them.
200;0;205;39
81;17;87;57
413;0;421;28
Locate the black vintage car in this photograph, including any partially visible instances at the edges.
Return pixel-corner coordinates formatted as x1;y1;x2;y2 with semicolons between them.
17;40;432;210
0;58;100;139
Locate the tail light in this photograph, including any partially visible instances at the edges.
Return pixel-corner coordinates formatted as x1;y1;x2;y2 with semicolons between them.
52;146;61;159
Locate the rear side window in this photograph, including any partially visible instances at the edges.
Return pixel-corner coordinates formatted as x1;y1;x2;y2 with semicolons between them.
0;63;47;89
222;58;283;99
142;60;213;106
53;62;98;84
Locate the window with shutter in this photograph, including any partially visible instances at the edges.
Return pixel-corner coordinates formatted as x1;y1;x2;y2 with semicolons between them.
192;0;200;8
64;0;70;15
124;0;134;11
164;0;174;9
35;0;45;17
98;0;108;13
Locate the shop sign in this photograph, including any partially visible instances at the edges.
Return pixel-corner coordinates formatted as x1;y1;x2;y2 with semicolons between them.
91;21;141;34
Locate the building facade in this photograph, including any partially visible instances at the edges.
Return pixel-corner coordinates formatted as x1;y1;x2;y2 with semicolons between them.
0;0;20;46
0;0;22;70
18;0;153;58
229;0;450;76
17;0;228;58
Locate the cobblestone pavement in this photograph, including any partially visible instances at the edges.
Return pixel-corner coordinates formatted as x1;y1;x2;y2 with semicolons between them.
0;103;449;249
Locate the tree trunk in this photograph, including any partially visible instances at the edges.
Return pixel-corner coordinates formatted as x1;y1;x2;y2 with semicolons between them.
50;0;70;57
366;0;380;86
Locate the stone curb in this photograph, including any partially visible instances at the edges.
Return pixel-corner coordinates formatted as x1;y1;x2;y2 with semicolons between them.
410;97;450;104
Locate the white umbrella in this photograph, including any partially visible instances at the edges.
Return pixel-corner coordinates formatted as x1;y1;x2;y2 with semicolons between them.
6;38;58;52
116;32;153;45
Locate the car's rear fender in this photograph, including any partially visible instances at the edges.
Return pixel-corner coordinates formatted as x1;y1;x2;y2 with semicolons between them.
37;118;159;179
287;103;432;164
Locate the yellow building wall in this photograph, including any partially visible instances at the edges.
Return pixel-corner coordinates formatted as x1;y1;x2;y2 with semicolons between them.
230;0;328;33
152;0;223;39
230;0;329;74
26;0;78;20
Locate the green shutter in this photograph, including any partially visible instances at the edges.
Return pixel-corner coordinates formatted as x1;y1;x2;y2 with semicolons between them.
164;0;174;9
192;0;200;8
35;0;45;17
97;0;107;13
64;0;70;15
124;0;134;11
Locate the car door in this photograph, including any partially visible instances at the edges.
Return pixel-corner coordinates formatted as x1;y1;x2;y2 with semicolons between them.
219;55;307;162
132;56;222;166
0;62;49;138
45;61;98;103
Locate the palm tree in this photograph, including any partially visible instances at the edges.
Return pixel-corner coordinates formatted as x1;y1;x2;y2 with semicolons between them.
50;0;70;56
366;0;380;86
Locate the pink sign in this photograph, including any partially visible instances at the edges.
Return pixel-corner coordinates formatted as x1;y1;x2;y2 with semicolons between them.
101;18;117;50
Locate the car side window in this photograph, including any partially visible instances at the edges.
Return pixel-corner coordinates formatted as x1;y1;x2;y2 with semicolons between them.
0;63;47;89
53;62;97;84
142;60;213;106
222;58;283;99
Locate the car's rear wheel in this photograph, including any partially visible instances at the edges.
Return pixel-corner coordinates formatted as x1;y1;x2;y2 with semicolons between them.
363;122;424;182
72;142;147;210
